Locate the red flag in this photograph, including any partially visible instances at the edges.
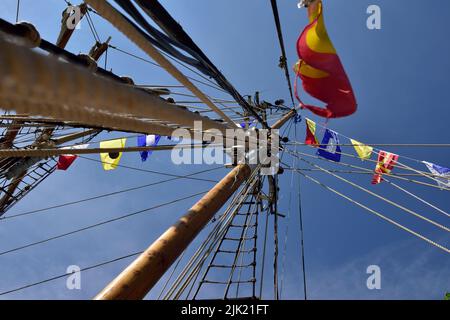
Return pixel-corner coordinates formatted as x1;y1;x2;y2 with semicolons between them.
57;155;77;171
295;1;357;118
372;151;399;185
56;144;89;171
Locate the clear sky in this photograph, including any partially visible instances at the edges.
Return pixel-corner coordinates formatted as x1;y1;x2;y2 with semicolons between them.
0;0;448;300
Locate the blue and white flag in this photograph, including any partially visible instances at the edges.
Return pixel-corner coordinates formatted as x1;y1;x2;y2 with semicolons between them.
422;161;450;189
238;120;257;129
317;129;341;162
137;134;161;162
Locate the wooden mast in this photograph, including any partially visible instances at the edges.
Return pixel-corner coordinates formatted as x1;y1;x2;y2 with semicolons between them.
94;110;297;300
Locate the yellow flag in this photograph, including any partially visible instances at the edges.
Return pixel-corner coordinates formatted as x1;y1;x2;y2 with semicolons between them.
351;139;373;160
100;138;127;170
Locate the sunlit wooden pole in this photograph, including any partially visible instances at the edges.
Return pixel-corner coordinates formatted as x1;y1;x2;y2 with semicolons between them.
94;164;252;300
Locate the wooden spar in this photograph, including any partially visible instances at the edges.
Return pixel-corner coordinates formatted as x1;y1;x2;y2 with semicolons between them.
53;129;100;145
271;109;297;130
94;164;252;300
94;109;296;300
89;36;111;61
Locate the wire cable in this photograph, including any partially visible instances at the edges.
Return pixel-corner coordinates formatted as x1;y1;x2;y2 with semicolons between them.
15;0;20;23
108;44;227;93
85;0;237;126
293;125;308;299
291;168;450;254
284;154;450;232
0;167;222;221
0;190;208;257
269;0;295;106
0;250;144;296
77;155;221;180
286;148;450;191
286;142;450;148
308;121;449;181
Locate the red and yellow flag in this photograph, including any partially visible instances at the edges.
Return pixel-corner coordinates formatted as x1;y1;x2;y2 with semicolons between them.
305;118;319;146
372;151;399;185
295;0;357;118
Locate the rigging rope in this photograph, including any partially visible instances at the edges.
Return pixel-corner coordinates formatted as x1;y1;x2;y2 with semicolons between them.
282;157;449;219
286;148;450;191
185;171;262;300
286;142;450;147
291;168;450;254
293;125;308;299
297;161;308;300
279;130;296;298
131;0;269;128
15;0;20;23
0;250;144;296
78;155;217;178
383;179;449;218
108;44;228;93
0;190;208;257
164;168;261;299
284;167;446;178
222;196;258;299
285;154;450;232
85;10;101;43
84;0;237;127
259;191;270;299
0;167;222;221
86;10;101;42
269;0;295;106
0;143;222;158
304;121;448;184
157;249;187;300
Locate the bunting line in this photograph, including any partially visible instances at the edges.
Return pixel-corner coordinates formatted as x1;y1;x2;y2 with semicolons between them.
286;142;450;191
287;156;450;232
290;167;450;254
302;118;450;186
286;148;450;192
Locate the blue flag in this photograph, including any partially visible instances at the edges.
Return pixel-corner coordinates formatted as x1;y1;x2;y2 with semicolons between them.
422;161;450;188
238;120;257;129
137;134;161;162
317;129;341;162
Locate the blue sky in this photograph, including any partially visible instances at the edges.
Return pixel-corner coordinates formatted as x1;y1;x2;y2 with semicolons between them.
0;0;449;300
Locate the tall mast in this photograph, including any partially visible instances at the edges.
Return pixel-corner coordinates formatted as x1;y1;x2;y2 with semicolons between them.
94;110;296;300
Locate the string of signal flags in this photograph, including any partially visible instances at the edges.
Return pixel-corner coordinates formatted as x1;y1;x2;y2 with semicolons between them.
297;117;450;189
55;122;255;172
54;116;450;193
56;134;165;171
